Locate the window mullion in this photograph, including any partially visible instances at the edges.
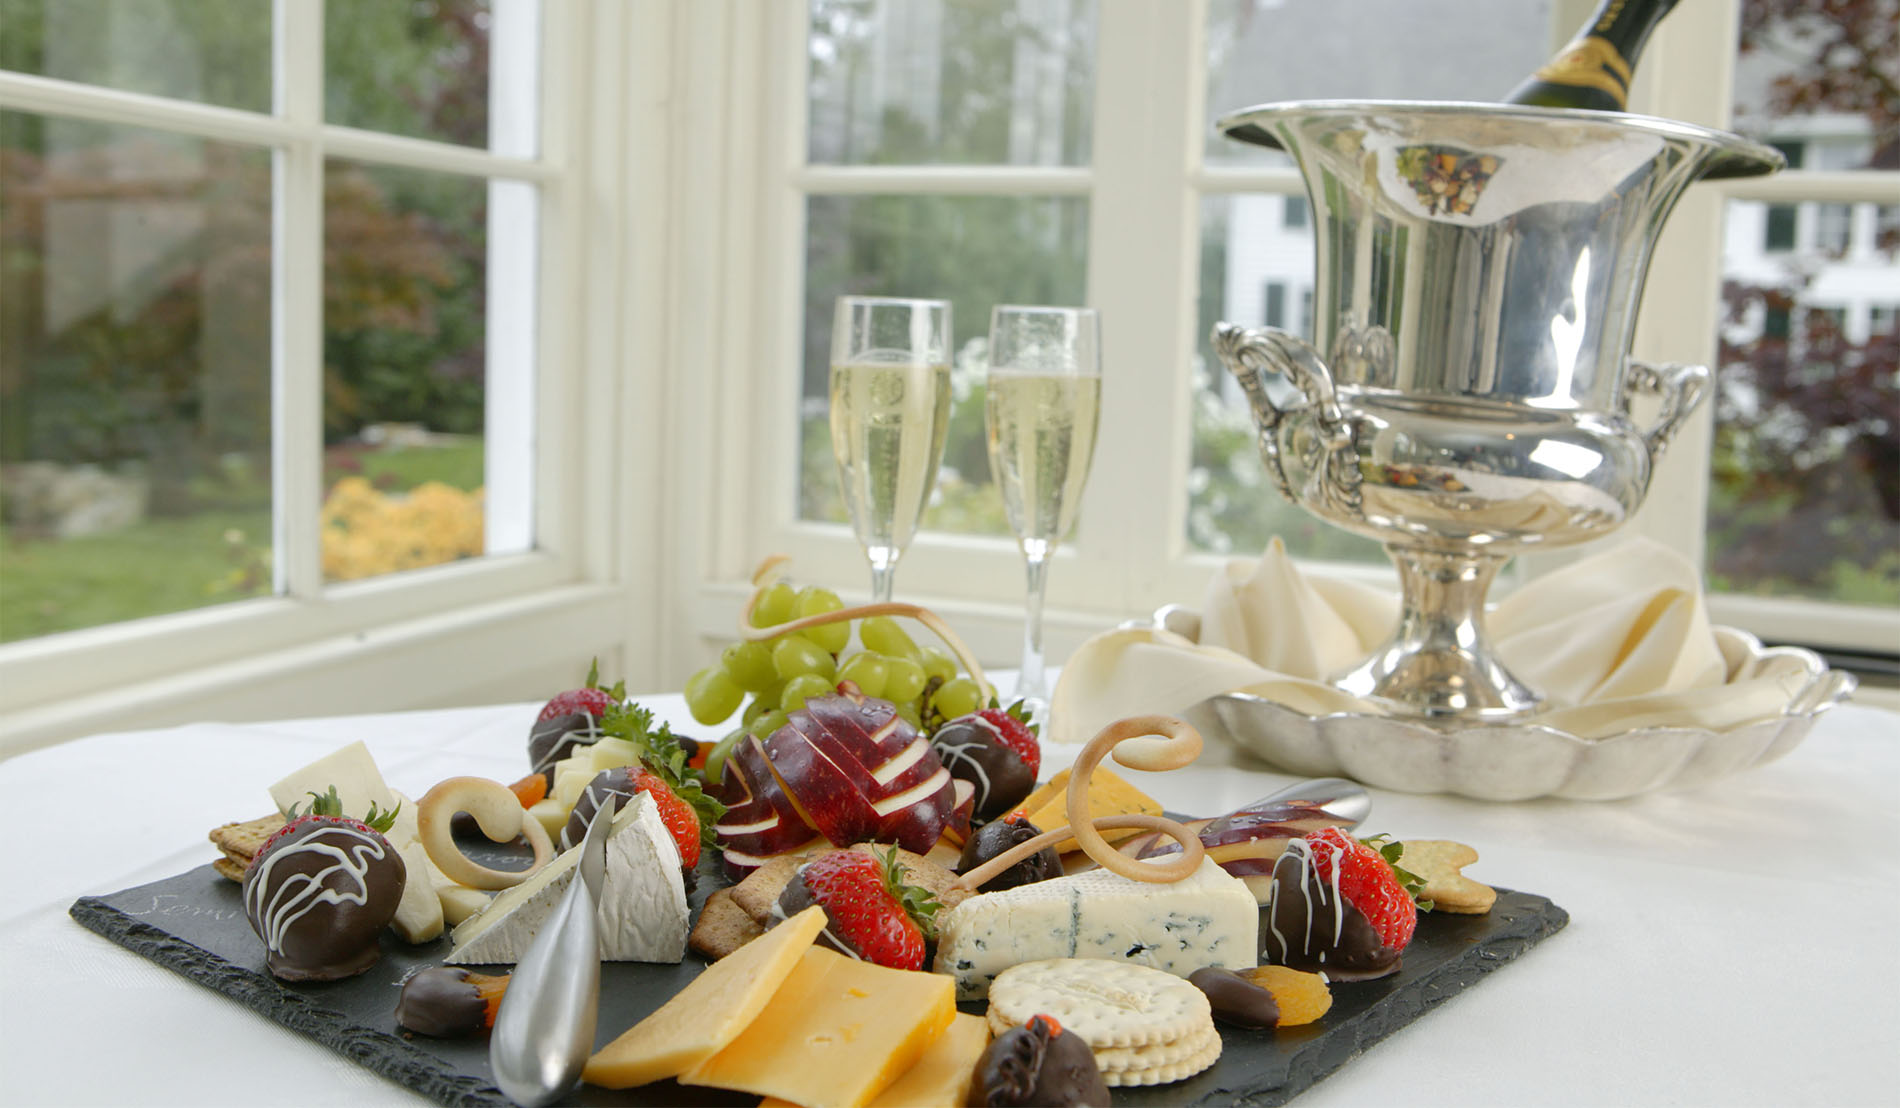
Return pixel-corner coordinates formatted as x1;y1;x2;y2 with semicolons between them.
1078;0;1201;608
272;0;326;601
1597;0;1741;573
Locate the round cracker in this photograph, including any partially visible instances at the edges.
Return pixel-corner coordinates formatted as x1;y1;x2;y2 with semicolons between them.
1094;1022;1220;1072
1102;1031;1222;1087
987;959;1211;1049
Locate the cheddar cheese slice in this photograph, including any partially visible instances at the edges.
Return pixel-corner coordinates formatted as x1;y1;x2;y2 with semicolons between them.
581;905;826;1089
870;1011;994;1108
680;946;956;1108
1020;766;1164;852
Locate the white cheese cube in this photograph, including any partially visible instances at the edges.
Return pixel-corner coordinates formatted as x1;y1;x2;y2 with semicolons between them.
268;741;398;823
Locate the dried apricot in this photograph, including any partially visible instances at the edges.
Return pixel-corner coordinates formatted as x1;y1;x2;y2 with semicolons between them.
1240;965;1333;1027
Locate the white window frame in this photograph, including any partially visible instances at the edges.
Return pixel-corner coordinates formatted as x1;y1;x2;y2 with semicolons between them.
669;0;1896;688
0;0;678;753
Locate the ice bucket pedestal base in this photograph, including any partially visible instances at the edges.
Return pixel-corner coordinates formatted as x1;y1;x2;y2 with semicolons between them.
1334;547;1542;720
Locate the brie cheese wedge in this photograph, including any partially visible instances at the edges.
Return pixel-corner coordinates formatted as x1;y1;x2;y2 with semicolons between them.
446;791;689;965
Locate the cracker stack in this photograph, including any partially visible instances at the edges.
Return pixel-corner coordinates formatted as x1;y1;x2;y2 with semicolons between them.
207;814;286;881
987;959;1221;1087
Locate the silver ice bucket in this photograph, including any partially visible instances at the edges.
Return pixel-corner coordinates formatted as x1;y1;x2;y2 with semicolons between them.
1213;101;1782;720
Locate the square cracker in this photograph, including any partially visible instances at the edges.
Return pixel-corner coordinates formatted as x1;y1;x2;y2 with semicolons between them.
690;888;767;960
208;814;285;881
1399;839;1496;914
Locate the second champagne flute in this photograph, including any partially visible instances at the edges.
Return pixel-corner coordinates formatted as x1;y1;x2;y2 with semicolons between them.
985;305;1101;708
828;296;953;603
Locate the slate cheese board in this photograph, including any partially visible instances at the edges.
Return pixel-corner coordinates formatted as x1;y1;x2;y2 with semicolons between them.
70;855;1567;1107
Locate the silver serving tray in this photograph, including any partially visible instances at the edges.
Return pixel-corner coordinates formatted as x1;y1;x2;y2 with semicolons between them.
1150;606;1856;801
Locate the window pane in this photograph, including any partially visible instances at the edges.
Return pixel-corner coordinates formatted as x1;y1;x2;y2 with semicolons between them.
325;0;540;156
0;0;271;112
1736;3;1896;171
1;113;273;643
1204;0;1552;166
1710;2;1900;606
1188;194;1384;561
323;161;524;584
808;0;1097;167
798;194;1089;538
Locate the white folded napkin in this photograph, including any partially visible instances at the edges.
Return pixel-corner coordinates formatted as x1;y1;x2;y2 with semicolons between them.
1049;537;1814;744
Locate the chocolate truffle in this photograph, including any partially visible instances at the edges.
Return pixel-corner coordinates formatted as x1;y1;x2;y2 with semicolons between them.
929;716;1036;822
1262;846;1402;981
527;709;606;786
242;820;404;982
397;967;512;1037
957;816;1062;892
397;967;491;1038
1189;966;1280;1029
973;1014;1109;1108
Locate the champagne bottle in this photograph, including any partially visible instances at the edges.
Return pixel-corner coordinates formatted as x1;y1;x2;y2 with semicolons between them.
1503;0;1679;112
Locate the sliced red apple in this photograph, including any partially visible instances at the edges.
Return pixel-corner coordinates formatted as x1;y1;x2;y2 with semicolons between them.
759;692;958;853
762;712;884;845
939;778;976;847
712;735;820;873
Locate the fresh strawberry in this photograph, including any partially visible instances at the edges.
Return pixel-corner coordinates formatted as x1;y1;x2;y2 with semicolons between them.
626;769;702;869
1300;827;1420;951
536;658;626;723
793;847;940;971
972;701;1041;775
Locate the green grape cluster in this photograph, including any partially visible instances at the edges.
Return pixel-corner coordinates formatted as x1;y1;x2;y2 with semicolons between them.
683;583;983;778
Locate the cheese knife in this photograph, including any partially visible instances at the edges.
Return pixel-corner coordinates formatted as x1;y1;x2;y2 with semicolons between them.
489;799;612;1106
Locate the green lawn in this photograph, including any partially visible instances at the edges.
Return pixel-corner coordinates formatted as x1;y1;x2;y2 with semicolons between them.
1;507;273;642
1;442;486;644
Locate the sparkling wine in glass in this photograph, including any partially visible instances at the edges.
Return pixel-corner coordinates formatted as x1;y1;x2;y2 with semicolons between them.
828;296;953;603
985;305;1101;708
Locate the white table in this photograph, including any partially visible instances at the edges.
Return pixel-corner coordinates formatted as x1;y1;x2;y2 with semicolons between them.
3;697;1896;1107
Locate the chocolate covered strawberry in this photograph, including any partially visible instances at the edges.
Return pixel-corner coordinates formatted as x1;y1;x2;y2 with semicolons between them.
561;765;704;868
528;659;626;783
774;847;940;970
242;788;405;982
1263;827;1425;981
930;701;1041;822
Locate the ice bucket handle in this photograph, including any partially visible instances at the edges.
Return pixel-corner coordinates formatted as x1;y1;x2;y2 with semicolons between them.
1213;323;1364;520
1623;360;1711;461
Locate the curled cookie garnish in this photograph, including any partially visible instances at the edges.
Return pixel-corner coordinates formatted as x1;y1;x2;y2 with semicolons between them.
953;715;1207;888
417;776;556;890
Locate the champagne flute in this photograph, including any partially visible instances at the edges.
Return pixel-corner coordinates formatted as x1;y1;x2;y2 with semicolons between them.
984;305;1101;708
828;296;954;603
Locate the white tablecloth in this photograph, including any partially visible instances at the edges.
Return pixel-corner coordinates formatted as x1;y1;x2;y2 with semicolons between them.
3;697;1896;1107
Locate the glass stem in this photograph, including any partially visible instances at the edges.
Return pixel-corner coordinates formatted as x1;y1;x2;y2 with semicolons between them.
1016;544;1050;705
868;546;899;604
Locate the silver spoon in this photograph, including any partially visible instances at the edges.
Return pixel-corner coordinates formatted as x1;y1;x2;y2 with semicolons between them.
489;800;612;1106
1256;776;1371;830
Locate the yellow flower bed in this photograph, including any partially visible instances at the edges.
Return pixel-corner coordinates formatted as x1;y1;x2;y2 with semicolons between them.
321;475;485;581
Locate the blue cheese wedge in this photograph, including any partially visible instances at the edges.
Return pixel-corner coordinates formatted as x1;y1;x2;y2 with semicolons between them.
446;792;688;965
931;857;1258;1000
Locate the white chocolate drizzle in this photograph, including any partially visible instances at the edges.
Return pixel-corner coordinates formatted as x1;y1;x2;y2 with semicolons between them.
243;825;390;955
